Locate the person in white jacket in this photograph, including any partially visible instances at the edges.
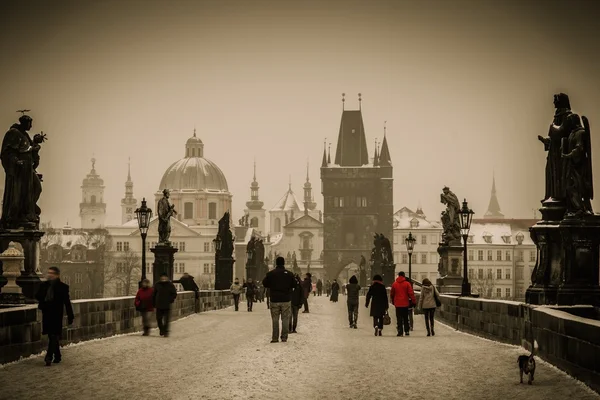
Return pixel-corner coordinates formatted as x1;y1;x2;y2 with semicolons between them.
417;278;440;336
230;278;243;311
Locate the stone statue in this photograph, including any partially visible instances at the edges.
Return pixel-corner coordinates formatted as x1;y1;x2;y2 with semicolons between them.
244;213;250;227
286;251;291;263
440;187;461;243
561;113;594;216
238;216;244;226
217;212;234;258
292;251;297;261
538;93;574;200
370;234;382;264
157;189;177;243
381;234;393;263
246;236;256;265
0;113;47;230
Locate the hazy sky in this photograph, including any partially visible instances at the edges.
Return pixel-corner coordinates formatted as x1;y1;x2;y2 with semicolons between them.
1;0;600;227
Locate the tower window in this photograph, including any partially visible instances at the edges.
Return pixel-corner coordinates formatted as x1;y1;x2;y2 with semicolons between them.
250;217;258;227
208;202;217;219
91;195;96;204
184;202;194;219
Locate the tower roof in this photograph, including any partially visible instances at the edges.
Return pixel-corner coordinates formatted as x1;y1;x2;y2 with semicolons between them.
334;109;369;166
484;174;504;219
270;186;302;213
82;157;104;187
379;127;392;167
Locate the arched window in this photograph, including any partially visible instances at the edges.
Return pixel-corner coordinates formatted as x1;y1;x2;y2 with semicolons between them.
274;218;281;232
250;217;258;227
208;202;217;219
90;195;96;204
184;202;194;219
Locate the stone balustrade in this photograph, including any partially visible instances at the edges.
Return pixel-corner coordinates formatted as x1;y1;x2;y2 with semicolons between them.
0;290;242;365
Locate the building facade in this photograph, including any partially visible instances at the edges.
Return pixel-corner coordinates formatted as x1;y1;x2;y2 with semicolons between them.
320;96;393;280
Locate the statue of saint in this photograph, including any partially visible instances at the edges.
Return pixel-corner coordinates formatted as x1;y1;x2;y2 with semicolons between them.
0;113;46;230
381;235;393;263
538;93;574;200
217;212;234;258
246;236;256;265
440;187;461;243
561;113;594;216
157;189;177;244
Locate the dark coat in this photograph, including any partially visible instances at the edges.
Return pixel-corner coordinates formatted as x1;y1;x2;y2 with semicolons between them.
179;275;199;292
291;279;304;307
153;280;177;310
366;281;389;317
36;280;74;336
346;283;361;305
302;278;312;298
243;282;257;298
316;279;323;289
262;267;297;303
330;281;340;302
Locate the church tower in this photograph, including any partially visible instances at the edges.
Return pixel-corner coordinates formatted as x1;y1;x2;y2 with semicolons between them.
484;173;504;219
121;158;138;224
321;94;393;280
245;160;266;233
303;160;317;214
80;158;106;229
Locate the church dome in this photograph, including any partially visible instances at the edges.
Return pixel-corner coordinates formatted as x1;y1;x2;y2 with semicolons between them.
158;131;229;192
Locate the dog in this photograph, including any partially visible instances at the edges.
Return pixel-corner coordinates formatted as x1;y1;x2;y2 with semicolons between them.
518;352;536;385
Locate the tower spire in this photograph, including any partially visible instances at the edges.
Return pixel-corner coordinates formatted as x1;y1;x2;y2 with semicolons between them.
289;175;292;191
342;93;345;111
321;139;328;167
327;142;331;164
193;126;196;137
373;137;379;166
253;157;257;182
358;92;362;110
127;157;131;181
379;122;392;167
306;159;310;182
484;172;504;219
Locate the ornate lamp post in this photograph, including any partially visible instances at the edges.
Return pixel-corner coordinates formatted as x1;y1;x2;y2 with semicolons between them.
405;232;416;285
459;199;474;297
135;198;153;287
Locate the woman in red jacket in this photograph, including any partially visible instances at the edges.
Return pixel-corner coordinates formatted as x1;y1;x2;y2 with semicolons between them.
135;279;154;336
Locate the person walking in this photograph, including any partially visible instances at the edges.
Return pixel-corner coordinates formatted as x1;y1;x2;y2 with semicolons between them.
346;275;361;329
330;279;340;302
153;273;177;337
262;256;297;343
302;273;312;313
390;271;417;337
316;279;323;296
230;278;243;311
289;274;304;333
325;280;332;297
341;282;347;296
35;266;74;366
418;278;440;336
135;279;154;336
365;274;388;337
243;278;257;312
179;272;199;299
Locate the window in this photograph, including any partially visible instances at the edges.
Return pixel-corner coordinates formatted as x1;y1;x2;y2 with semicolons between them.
516;267;524;280
496;288;502;298
204;242;210;252
487;269;493;279
497;250;502;261
360;197;367;207
116;262;124;273
412;254;417;264
75;273;82;284
179;263;185;274
478;269;484;279
208;202;217;219
483;235;492;244
401;253;408;264
478;250;484;261
506;251;511;261
250;217;258;227
529;251;536;262
505;269;511;280
468;250;474;261
421;235;427;245
468;269;474;278
116;242;123;251
274;218;281;232
184;202;194;219
203;263;210;274
147;263;152;274
421;253;427;264
63;276;71;285
505;288;511;298
497;269;502;279
431;235;437;244
517;251;524;262
430;253;437;264
91;195;97;204
123;242;130;251
487;250;493;261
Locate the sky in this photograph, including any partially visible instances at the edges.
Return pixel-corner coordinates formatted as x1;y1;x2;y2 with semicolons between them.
1;0;599;227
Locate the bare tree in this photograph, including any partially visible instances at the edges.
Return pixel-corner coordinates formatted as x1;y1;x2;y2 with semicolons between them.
104;248;141;296
40;222;63;249
471;270;497;299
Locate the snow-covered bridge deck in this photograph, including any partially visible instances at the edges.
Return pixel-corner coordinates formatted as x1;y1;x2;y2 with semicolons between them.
0;296;597;400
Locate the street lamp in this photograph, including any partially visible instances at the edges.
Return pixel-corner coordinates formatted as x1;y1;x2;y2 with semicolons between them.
213;235;222;252
459;198;474;297
405;232;416;285
135;198;153;287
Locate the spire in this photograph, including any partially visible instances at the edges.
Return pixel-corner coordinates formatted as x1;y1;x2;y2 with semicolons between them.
484;172;504;219
289;175;292;191
193;126;196;137
305;159;310;183
342;93;345;111
303;158;316;211
327;142;331;164
334;95;369;166
379;122;392;167
321;139;328;167
358;92;362;110
253;158;257;182
247;159;263;209
373;138;379;166
127;157;132;181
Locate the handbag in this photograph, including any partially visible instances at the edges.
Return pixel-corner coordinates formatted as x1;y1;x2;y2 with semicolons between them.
433;287;442;308
383;312;391;325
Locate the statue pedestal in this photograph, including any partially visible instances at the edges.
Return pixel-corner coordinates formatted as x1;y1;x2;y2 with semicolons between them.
381;263;396;287
436;243;464;294
0;242;27;305
0;229;44;301
526;215;600;306
359;270;367;287
215;257;234;290
151;243;178;283
246;263;257;282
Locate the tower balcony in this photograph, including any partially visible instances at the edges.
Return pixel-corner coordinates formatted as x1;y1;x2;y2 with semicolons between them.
80;202;106;211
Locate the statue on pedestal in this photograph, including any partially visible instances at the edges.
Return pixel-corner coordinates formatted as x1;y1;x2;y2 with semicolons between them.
561;113;594;217
440;187;461;243
246;236;256;265
157;189;177;244
217;212;234;258
0;112;47;231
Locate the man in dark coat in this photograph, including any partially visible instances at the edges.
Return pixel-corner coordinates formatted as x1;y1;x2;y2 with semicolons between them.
153;273;177;337
302;273;312;313
178;272;199;299
289;274;304;333
263;257;297;343
316;279;323;296
35;266;74;366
